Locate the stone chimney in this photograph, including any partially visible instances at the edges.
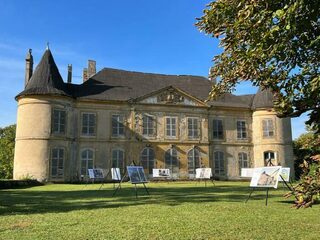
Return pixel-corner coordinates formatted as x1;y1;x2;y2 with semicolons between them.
67;64;72;84
88;60;96;78
25;49;33;87
83;68;88;82
83;60;96;82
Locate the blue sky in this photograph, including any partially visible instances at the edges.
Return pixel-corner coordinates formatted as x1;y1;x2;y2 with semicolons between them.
0;0;308;138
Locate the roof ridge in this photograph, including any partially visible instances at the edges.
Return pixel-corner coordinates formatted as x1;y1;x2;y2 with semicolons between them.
99;67;208;79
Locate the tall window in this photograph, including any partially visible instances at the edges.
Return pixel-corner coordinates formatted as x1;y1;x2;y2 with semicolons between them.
140;148;155;174
264;151;276;166
238;152;249;175
112;149;125;174
187;148;200;175
81;149;94;176
51;148;64;178
187;117;199;139
237;120;247;139
165;148;179;174
81;113;96;136
112;114;125;137
213;119;224;140
262;119;274;137
142;115;155;137
52;109;66;134
166;117;177;138
214;151;225;176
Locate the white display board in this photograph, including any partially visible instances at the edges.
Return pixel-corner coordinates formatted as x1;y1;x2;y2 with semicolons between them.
153;169;171;178
111;168;121;181
127;166;148;184
88;168;105;179
195;168;212;179
241;168;255;178
278;167;290;182
250;166;282;189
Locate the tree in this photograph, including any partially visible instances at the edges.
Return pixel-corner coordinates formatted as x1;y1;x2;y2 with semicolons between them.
196;0;320;133
0;124;16;179
293;131;320;177
286;131;320;208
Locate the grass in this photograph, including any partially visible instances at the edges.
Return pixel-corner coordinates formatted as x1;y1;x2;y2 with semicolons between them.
0;181;319;240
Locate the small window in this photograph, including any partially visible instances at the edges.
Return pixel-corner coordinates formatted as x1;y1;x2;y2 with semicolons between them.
140;148;155;174
187;148;201;175
237;120;247;139
214;151;225;176
81;149;94;176
51;148;64;178
165;148;179;174
81;113;96;136
112;149;125;174
52;109;66;134
238;152;249;175
166;117;177;138
142;115;155;137
262;119;274;137
187;117;199;139
264;151;276;166
112;114;125;137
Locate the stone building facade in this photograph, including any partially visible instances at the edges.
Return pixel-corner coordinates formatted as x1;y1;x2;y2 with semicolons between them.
13;49;294;182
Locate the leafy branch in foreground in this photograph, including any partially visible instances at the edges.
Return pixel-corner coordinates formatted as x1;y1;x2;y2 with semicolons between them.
196;0;320;133
285;155;320;208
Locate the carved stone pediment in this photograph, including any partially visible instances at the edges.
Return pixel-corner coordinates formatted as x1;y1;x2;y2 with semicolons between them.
157;88;184;104
138;87;205;106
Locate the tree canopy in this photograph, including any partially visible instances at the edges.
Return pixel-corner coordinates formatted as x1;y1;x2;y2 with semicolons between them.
0;124;16;179
196;0;320;132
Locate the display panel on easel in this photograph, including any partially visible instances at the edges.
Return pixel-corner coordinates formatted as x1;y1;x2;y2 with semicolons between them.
250;166;282;189
127;166;148;184
111;168;121;181
278;167;290;182
195;168;212;179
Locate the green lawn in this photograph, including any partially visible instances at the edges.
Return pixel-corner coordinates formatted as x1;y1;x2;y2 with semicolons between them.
0;181;319;240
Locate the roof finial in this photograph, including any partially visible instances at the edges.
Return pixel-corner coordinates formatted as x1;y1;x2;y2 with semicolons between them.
46;42;50;50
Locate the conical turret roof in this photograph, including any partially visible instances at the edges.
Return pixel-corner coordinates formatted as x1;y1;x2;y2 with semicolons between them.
16;49;71;99
251;87;274;110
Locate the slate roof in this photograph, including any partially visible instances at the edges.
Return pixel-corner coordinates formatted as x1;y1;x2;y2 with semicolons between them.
16;49;71;98
16;49;274;110
252;87;274;109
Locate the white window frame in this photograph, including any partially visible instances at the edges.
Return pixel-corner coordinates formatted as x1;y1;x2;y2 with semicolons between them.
112;114;125;137
81;112;96;136
187;117;200;139
187;148;201;175
142;114;155;137
52;109;66;134
262;119;275;138
50;147;64;179
112;149;125;174
236;120;247;140
238;152;249;175
165;116;178;138
81;149;94;176
264;151;277;166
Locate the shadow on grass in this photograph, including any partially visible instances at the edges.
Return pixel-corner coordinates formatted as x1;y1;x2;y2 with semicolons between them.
0;183;286;216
